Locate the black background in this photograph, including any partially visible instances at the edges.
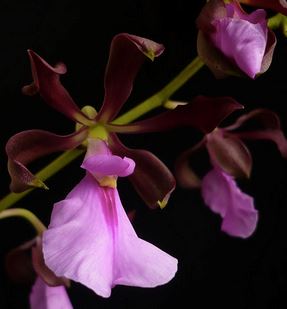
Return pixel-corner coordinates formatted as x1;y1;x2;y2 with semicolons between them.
0;1;287;308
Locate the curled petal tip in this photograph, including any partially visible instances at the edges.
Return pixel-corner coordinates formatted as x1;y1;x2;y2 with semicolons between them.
163;100;188;110
29;178;49;190
97;33;164;122
157;193;172;209
22;83;38;96
142;49;155;61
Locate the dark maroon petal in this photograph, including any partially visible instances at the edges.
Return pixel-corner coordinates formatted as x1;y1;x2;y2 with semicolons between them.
233;130;287;158
6;128;88;192
175;140;206;189
108;96;243;134
239;0;287;15
25;50;93;125
96;33;164;123
5;239;36;285
196;0;227;33
32;237;70;287
109;134;175;209
224;108;281;131
260;29;277;74
206;129;253;178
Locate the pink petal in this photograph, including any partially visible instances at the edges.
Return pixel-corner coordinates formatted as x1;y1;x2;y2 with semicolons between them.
196;0;273;79
6;128;88;192
109;133;175;209
43;174;177;298
197;30;242;79
82;155;135;177
211;17;267;78
226;2;266;24
202;168;258;238
97;33;164;123
30;277;73;309
25;50;92;126
81;139;135;177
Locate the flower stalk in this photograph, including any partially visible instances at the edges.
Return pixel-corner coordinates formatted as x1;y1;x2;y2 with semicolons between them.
0;208;46;234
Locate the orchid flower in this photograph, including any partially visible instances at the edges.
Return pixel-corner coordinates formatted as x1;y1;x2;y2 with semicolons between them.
6;32;242;209
42;138;177;298
5;237;72;309
176;108;287;238
197;0;276;78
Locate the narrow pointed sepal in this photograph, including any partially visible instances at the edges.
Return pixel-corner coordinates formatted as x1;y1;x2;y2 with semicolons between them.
25;50;93;125
226;108;287;158
112;96;243;134
96;33;164;123
109;134;175;209
6;128;88;192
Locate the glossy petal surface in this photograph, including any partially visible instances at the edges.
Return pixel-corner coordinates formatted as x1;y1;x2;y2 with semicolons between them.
43;174;177;298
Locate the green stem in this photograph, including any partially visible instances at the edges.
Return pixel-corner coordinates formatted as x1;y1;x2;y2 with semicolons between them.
113;56;204;125
0;208;46;234
268;13;282;29
0;148;84;211
268;13;287;37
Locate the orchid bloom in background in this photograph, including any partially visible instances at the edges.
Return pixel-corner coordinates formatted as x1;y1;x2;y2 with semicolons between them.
176;108;287;238
6;32;242;209
5;235;72;309
197;0;276;79
43;138;177;298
